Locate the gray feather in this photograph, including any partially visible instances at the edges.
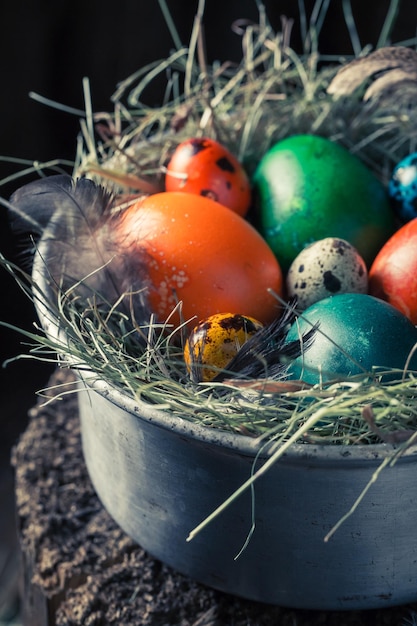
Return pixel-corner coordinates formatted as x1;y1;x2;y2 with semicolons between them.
8;174;74;237
10;175;152;325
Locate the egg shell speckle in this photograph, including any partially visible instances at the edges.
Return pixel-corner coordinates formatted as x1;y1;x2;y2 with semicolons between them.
286;237;368;309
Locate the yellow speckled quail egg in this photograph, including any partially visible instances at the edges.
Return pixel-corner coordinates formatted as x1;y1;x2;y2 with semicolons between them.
184;312;264;382
286;237;368;310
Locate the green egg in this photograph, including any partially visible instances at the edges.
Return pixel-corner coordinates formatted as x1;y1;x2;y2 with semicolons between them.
284;293;417;385
252;134;395;273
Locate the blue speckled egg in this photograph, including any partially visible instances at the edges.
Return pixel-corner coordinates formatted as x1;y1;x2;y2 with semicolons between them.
388;152;417;222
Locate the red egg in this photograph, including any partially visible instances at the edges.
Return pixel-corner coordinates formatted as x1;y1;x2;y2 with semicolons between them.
369;218;417;324
165;137;251;217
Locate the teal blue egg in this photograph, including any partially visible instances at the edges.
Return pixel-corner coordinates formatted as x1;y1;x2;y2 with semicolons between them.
285;293;417;384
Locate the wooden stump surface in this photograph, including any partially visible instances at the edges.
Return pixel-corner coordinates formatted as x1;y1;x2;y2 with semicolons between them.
11;368;417;626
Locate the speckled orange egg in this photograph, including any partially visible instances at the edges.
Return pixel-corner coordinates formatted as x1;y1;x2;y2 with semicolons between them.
165;137;251;217
184;312;264;382
117;192;283;326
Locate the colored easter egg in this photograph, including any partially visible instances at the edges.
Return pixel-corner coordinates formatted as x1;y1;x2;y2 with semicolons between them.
388;152;417;223
284;293;417;384
369;217;417;324
184;312;263;382
252;134;395;272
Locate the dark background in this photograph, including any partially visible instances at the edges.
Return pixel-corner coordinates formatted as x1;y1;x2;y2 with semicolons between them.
0;0;416;450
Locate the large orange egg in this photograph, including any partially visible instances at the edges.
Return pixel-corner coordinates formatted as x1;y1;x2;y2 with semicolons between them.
117;191;283;325
369;218;417;324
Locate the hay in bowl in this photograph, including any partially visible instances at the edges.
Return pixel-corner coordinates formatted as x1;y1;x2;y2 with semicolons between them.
3;0;417;610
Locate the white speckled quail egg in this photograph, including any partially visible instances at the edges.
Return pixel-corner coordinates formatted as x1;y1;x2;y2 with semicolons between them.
286;237;368;309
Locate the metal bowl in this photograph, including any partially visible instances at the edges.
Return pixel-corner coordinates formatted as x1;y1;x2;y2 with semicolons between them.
32;244;417;611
